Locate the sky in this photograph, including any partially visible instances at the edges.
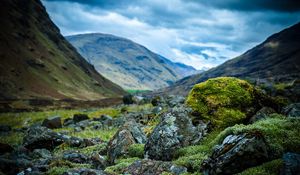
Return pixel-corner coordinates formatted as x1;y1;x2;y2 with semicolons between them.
42;0;300;70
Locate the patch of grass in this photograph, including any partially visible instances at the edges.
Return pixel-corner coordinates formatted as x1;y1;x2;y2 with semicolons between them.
47;159;91;175
0;132;24;146
126;103;153;113
126;89;151;94
104;157;139;175
53;143;107;157
128;144;144;158
186;77;258;128
69;128;118;142
274;81;294;91
215;116;300;158
238;159;283;175
173;130;221;172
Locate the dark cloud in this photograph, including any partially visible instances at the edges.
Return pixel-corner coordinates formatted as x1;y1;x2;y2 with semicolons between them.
193;0;300;12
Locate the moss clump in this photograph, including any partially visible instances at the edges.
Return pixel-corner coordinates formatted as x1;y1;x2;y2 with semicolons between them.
238;159;283;175
104;157;139;175
186;77;259;128
215;115;300;158
128;144;144;158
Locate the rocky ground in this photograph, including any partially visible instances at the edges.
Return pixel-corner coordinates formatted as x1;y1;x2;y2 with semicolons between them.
0;77;300;175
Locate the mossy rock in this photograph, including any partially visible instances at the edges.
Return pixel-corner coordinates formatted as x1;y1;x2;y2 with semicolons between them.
186;77;262;128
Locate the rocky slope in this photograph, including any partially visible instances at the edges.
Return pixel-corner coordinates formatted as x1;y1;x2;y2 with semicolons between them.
66;33;197;90
161;22;300;99
0;0;125;101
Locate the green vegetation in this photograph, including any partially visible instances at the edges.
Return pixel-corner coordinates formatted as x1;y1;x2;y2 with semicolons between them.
126;89;151;94
238;159;283;175
215;114;300;158
104;157;139;175
128;144;145;158
47;159;91;175
186;77;258;128
174;130;221;172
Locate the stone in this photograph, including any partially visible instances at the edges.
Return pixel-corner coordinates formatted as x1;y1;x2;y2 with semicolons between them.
91;153;107;169
281;152;300;175
23;126;64;151
32;149;52;159
0;142;13;154
145;105;205;161
249;107;276;123
107;120;146;164
166;95;185;107
123;159;187;175
0;157;32;175
0;125;12;132
63;118;74;126
63;168;106;175
123;94;134;104
63;151;88;163
201;133;269;175
283;103;300;118
73;114;89;123
152;106;163;114
41;116;62;129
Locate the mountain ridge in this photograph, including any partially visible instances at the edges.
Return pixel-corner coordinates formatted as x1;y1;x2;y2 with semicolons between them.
66;33;198;90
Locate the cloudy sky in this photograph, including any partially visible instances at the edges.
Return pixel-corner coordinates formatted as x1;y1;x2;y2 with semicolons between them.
42;0;300;70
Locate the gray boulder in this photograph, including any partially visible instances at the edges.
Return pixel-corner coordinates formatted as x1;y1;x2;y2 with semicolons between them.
73;114;89;123
63;151;88;163
91;153;107;169
23;126;64;151
283;103;300;117
63;168;106;175
32;149;52;159
107;120;146;164
145;105;206;161
123;159;187;175
42;116;62;129
281;152;300;175
201;133;269;175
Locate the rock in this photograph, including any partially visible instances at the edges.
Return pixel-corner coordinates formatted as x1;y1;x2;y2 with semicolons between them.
0;142;13;154
32;149;52;159
0;157;32;175
63;168;106;175
123;159;187;175
94;115;113;126
249;107;276;123
41;116;62;129
63;151;88;163
145;106;205;161
73;114;89;123
74;126;82;132
23;126;64;151
123;94;134;104
152;106;162;114
283;103;300;117
107;120;146;164
201;133;269;175
151;96;164;106
166;95;185;107
132;95;145;104
91;153;107;169
0;125;12;132
63;118;74;126
281;152;300;175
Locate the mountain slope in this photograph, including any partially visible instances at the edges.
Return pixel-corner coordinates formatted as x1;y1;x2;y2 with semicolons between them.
161;22;300;97
0;0;125;100
66;33;197;90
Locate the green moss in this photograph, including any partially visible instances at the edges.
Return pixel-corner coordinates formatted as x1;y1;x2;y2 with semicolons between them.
186;77;258;128
104;157;139;175
215;117;300;158
174;130;221;172
0;132;24;146
128;144;144;158
238;159;283;175
46;166;70;175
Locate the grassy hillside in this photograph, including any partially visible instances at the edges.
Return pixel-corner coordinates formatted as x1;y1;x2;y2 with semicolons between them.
0;0;125;101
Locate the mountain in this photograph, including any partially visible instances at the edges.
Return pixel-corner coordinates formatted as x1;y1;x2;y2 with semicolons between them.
160;22;300;98
0;0;125;101
66;33;197;90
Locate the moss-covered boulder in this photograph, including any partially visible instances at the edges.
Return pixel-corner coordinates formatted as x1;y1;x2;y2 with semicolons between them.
186;77;264;128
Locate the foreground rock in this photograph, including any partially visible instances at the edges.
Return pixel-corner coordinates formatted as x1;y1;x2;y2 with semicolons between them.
283;103;300;117
201;133;269;175
73;114;89;123
107;120;146;164
145;106;206;161
42;116;62;129
249;107;276;123
63;168;106;175
123;159;187;175
282;152;300;175
23;126;65;150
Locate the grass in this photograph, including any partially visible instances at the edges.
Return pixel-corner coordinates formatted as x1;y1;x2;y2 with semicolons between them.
238;159;283;175
104;157;139;175
173;130;221;172
126;89;151;94
127;144;145;158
